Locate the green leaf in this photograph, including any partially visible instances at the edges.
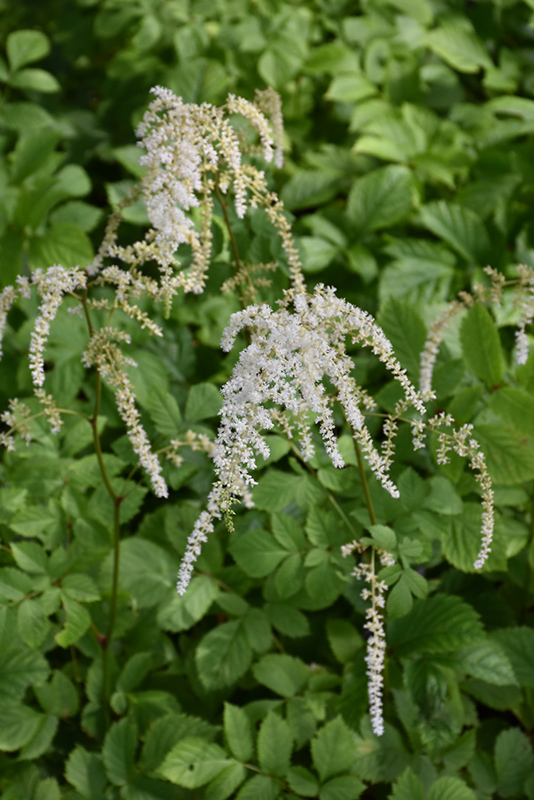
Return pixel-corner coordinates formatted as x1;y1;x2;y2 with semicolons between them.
390;768;425;800
65;746;107;799
258;711;293;777
419;201;490;264
474;424;534;485
224;703;254;762
347;165;414;233
55;595;91;648
61;574;100;603
35;670;79;718
426;22;492;73
489;387;534;437
445;503;505;573
460;305;503;386
299;236;339;273
159;738;230;788
28;223;94;270
266;603;311;637
386;575;413;619
158;575;219;632
0;703;45;751
11;541;48;574
427;776;477;800
235;774;280;800
319;775;365;800
456;639;517;686
18;599;50;649
287;766;319;797
6;30;50;70
253;653;309;697
145;386;182;437
231;529;289;578
140;713;218;773
1;101;53;130
20;713;58;760
9;505;57;539
101;538;173;609
243;607;272;653
378;299;427;380
9;129;60;183
186;382;222;422
196;620;252;690
103;718;137;786
253;470;304;512
282;170;342;212
388;595;484;657
367;524;397;550
205;763;247;800
117;652;153;692
326;619;363;663
0;646;49;699
492;627;534;687
495;729;534;798
34;778;61;800
9;68;60;93
311;717;355;782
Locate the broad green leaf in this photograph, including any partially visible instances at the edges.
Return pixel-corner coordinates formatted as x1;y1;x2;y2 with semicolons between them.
196;620;252;689
388;595;484;657
9;506;57;539
205;763;247;800
9;68;60;93
319;775;365;800
9;129;60;183
235;774;280;800
140;713;218;773
0;646;49;699
390;767;425;800
230;529;289;578
28;223;94;270
34;778;61;800
353;720;410;782
116;652;153;693
305;561;345;608
0;567;33;602
35;670;79;718
427;775;477;800
55;596;91;648
489;387;534;437
11;541;48;574
378;299;427;380
274;552;305;600
460;305;504;386
347;165;414;233
445;503;506;573
265;602;310;637
65;746;107;798
224;703;254;762
456;639;517;686
1;101;53;130
495;729;534;798
281;170;343;212
311;717;355;782
287;696;318;749
426;22;492;73
17;599;50;649
258;711;292;777
103;718;137;786
19;713;58;760
243;607;272;653
186;382;223;421
326;619;363;663
253;653;309;697
6;30;50;70
419;201;490;263
253;470;304;512
287;766;319;797
61;574;100;603
145;387;182;437
386;575;413;619
474;424;534;485
326;72;377;103
101;538;173;609
0;703;45;751
367;524;397;550
298;236;339;273
159;738;230;788
492;627;534;687
157;575;219;632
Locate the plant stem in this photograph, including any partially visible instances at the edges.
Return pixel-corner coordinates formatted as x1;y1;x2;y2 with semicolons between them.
354;439;377;527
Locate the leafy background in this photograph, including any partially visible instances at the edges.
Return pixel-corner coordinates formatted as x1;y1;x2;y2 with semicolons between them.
2;0;534;798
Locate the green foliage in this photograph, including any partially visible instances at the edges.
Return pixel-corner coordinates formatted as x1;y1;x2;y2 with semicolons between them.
2;0;534;797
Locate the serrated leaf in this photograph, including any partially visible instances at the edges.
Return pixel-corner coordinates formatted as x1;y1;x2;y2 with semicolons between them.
103;718;137;786
140;713;218;773
390;767;425;800
427;775;477;800
460;305;503;386
281;170;342;212
426;22;492;73
158;575;219;632
299;236;339;273
258;711;293;777
253;653;309;697
347;165;414;233
231;529;289;578
61;574;100;602
456;639;517;686
18;599;50;649
0;646;49;699
146;387;182;438
419;201;490;264
243;607;272;653
101;538;173;609
55;596;91;648
474;424;534;485
388;595;484;657
287;765;319;797
196;620;252;690
489;387;534;437
11;541;48;574
266;603;311;637
7;30;50;70
326;619;363;663
253;470;304;512
35;670;79;718
378;299;426;381
386;575;413;619
0;703;45;751
159;738;230;788
492;627;534;687
117;652;153;693
65;746;107;798
495;729;534;798
224;703;254;762
368;524;397;550
445;503;504;573
34;777;61;800
311;717;355;782
29;223;94;270
186;382;222;422
235;774;280;800
319;775;365;800
205;763;247;800
20;713;58;760
9;68;60;93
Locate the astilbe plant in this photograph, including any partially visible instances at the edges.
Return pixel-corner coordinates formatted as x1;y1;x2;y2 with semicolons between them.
0;86;498;737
